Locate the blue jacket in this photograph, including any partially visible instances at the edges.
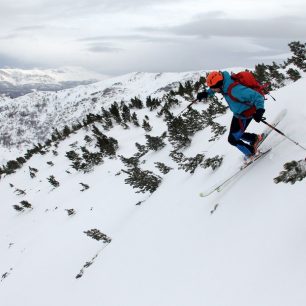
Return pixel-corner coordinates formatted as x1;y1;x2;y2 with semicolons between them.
207;71;265;118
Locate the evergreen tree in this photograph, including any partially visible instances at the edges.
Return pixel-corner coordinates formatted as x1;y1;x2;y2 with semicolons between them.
65;150;82;171
109;102;121;123
131;112;140;127
267;62;285;89
51;128;63;142
286;41;306;72
183;80;193;97
122;167;162;193
178;83;185;96
142;119;152;132
71;121;83;132
253;63;271;87
162;94;180;110
62;125;72;138
134;142;149;158
146;96;161;111
3;160;21;175
209;122;227;142
20;200;32;209
29;166;38;178
286;68;301;81
119;155;140;169
84;135;93;144
102;116;113;131
92;126;118;158
80;183;90;192
121;103;131;122
154;162;173;174
80;146;103;172
66;209;76;216
13;205;24;212
194;76;206;92
169;150;185;164
100;107;113;130
129;97;143;109
14;188;26;196
16;157;26;165
178;153;205;174
163;109;175;122
167;117;191;150
47;175;60;188
84;229;112;243
182;108;206;135
145;133;166;151
201;155;224;170
274;159;306;184
0;166;4;178
206;98;228;116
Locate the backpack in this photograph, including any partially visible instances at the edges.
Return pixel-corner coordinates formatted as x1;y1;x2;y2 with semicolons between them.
227;71;269;103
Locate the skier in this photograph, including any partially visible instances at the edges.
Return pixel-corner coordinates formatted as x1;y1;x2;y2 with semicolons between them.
196;71;265;160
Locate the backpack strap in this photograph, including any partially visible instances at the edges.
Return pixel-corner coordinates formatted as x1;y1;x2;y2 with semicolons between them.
226;81;253;107
227;81;240;102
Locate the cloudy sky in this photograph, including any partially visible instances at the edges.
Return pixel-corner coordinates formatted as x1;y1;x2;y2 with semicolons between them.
0;0;305;75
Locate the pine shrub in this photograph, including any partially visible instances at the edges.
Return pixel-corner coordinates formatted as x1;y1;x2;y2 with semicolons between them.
274;159;306;184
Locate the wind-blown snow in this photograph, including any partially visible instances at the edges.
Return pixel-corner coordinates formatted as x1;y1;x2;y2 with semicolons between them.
0;71;305;306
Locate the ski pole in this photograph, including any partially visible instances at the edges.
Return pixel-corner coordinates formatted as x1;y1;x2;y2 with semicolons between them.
261;118;306;151
267;93;276;101
175;99;197;118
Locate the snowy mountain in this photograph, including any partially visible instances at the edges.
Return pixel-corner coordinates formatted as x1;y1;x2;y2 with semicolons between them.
0;64;306;306
0;66;108;98
0;70;210;164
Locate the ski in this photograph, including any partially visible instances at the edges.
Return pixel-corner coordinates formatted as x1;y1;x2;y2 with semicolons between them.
199;109;287;198
199;149;271;197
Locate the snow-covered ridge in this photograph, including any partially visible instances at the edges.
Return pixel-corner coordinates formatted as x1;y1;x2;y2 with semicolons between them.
0;70;206;163
0;66;108;98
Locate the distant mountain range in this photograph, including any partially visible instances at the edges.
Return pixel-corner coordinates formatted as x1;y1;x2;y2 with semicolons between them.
0;66;108;98
0;70;204;164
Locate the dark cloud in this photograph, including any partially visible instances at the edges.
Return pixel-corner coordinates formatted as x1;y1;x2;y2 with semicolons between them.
78;34;149;42
78;34;180;44
132;14;306;69
0;0;187;20
139;14;306;40
0;53;35;68
15;25;46;31
87;43;122;53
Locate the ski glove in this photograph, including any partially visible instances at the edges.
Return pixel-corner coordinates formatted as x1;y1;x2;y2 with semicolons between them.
253;108;265;122
196;91;208;101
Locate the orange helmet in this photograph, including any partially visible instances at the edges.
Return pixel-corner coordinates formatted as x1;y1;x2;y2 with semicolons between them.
206;71;223;88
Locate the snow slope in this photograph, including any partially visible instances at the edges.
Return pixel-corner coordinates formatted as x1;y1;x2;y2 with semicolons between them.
0;74;306;306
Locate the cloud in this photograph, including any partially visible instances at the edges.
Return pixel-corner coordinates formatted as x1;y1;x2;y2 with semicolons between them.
78;34;181;45
87;43;122;53
0;52;34;68
0;1;305;74
15;25;46;31
139;14;306;40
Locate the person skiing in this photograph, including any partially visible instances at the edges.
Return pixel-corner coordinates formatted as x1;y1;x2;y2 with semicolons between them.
196;71;265;160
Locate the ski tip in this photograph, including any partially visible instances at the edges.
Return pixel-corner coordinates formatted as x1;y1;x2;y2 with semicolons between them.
199;192;205;197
